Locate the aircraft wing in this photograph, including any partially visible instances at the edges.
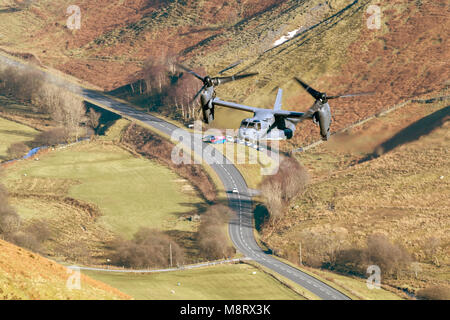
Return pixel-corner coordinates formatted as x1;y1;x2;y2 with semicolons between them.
273;110;306;118
212;98;308;120
212;98;257;113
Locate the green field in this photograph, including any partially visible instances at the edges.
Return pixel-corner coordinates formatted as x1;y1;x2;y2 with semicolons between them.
0;116;37;160
4;141;204;238
84;263;304;300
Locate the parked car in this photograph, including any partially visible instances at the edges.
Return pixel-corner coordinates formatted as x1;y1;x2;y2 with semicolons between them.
203;135;226;144
226;135;235;143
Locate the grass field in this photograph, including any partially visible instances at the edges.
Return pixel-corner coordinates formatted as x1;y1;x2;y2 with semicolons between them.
84;263;304;300
0;116;37;160
4;141;204;239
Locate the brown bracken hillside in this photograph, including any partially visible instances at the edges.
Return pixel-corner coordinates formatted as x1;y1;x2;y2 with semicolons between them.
0;239;130;299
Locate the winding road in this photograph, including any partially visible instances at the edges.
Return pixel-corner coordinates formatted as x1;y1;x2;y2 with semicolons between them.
0;53;350;300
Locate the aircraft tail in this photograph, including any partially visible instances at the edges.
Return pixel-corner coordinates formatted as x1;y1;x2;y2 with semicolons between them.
273;88;283;111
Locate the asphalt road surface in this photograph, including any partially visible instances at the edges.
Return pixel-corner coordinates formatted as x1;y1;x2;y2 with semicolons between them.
0;54;350;300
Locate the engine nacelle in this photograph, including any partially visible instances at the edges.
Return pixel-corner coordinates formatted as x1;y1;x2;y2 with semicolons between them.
283;128;293;139
314;103;332;141
200;87;215;124
202;103;214;124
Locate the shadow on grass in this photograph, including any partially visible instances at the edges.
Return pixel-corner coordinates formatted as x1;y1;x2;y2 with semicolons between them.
0;7;21;14
0;129;36;137
359;105;450;163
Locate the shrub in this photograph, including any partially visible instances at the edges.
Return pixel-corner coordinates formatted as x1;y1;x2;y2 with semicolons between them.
87;108;101;131
32;128;67;146
329;234;412;279
365;233;411;277
1;176;51;253
416;285;450;300
197;205;235;260
0;66;43;103
110;228;184;268
0;184;21;236
8;231;41;253
333;248;366;276
25;219;51;244
6;142;29;159
260;156;309;221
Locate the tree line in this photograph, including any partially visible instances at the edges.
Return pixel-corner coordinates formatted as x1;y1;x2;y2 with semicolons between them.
108;205;234;268
127;52;205;122
0;65;102;160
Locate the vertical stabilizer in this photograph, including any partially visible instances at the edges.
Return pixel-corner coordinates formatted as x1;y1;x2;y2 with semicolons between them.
273;88;283;111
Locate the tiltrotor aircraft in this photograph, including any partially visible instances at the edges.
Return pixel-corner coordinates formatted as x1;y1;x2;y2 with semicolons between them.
177;63;372;141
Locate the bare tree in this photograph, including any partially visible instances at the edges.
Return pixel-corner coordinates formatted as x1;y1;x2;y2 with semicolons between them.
260;176;283;219
110;228;185;268
417;285;450;300
260;156;309;222
170;75;199;120
365;233;411;278
197;205;235;260
0;182;21;236
32;128;68;147
34;84;85;141
6;142;29;160
0;66;43;103
86;108;101;132
141;48;178;94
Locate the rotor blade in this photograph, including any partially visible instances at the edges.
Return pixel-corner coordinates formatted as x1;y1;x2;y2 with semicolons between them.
175;63;205;82
193;84;207;102
213;72;258;85
217;60;244;75
294;77;323;101
327;92;375;99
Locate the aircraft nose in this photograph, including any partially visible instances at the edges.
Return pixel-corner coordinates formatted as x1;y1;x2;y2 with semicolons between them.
239;129;256;140
238;128;245;139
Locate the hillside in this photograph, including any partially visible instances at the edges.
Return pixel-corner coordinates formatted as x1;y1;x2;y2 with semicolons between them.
0;239;130;299
0;0;447;147
0;0;282;89
260;99;449;295
0;108;211;265
0;0;448;300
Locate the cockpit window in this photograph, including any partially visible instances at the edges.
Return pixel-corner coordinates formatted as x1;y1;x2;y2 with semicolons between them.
240;121;261;130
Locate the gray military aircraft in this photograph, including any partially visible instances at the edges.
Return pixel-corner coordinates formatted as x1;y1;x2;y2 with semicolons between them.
178;63;371;141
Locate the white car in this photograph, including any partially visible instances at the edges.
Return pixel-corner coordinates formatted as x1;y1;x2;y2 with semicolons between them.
232;187;239;193
226;135;234;143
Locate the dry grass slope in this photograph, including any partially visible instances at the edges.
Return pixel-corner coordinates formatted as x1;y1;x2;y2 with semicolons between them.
0;239;130;300
261;101;449;294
